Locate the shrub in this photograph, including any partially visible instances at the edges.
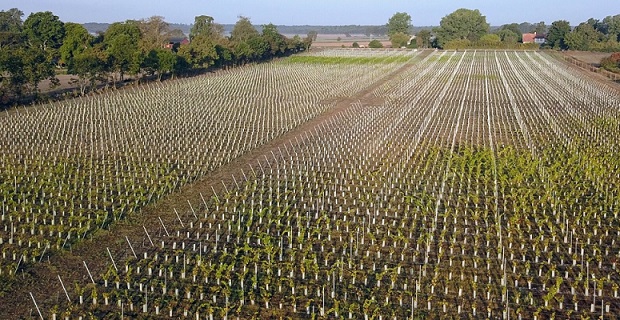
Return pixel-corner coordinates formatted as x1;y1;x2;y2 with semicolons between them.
600;52;620;73
368;40;384;48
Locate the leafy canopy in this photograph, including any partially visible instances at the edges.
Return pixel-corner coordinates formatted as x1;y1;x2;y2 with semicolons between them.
23;11;65;51
387;12;412;36
390;32;410;48
546;20;571;49
434;8;490;48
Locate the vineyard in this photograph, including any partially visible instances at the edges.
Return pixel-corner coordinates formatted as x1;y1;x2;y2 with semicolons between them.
1;49;620;319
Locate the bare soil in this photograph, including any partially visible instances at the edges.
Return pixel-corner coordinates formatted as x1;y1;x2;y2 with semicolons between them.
564;51;612;67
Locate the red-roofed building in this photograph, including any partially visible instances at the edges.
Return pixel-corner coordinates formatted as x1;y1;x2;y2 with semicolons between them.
164;37;190;49
522;33;536;43
522;32;546;44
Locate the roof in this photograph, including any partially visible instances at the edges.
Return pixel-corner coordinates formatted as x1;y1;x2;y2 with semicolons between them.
522;33;536;43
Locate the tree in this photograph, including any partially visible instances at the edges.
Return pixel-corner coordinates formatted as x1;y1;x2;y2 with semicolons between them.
0;46;26;105
22;11;65;52
307;30;318;42
177;33;217;68
246;35;268;61
19;45;57;96
0;8;24;33
390;32;410;48
532;21;547;34
498;23;522;38
546;20;571;49
496;23;522;43
231;16;265;63
387;12;412;36
0;9;24;50
434;8;490;48
60;22;93;70
368;39;383;48
352;42;360;48
416;30;432;48
479;34;501;46
262;23;286;57
155;48;177;80
565;22;603;51
214;38;234;68
137;16;170;52
231;16;259;42
602;15;620;41
104;21;141;82
69;47;108;95
496;29;519;43
190;15;223;41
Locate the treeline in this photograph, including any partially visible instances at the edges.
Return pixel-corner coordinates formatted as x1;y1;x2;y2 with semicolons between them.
433;11;620;51
382;9;620;52
0;9;312;108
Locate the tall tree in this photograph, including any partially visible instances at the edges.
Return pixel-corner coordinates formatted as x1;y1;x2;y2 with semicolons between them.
22;11;65;51
602;15;620;41
60;22;93;71
231;16;259;42
387;12;412;36
138;16;170;52
69;47;108;95
154;48;177;80
0;8;24;48
231;16;264;63
0;46;26;104
532;21;547;34
262;23;286;57
415;30;432;48
546;20;571;49
190;15;223;41
306;30;318;42
564;22;603;51
179;15;223;68
104;21;141;82
498;24;522;38
434;8;490;48
19;45;57;96
177;33;217;68
0;8;23;33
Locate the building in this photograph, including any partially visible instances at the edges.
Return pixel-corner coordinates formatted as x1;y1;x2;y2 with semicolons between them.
534;33;547;45
522;32;546;44
164;37;190;49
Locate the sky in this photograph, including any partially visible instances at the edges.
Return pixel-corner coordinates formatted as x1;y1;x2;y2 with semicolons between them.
3;0;619;26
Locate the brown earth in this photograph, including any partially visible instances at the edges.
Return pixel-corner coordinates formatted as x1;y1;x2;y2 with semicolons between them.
564;50;612;66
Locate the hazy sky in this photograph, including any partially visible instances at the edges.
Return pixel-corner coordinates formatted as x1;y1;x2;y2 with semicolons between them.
3;0;619;26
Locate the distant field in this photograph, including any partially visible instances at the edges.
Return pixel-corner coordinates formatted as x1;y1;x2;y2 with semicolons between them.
565;51;612;66
312;34;391;47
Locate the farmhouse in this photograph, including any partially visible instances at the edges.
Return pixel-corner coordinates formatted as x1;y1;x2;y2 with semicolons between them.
522;32;546;44
164;37;190;49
